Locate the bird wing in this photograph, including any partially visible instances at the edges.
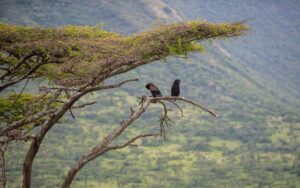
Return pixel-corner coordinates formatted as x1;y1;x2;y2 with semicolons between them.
151;90;162;97
171;83;176;95
149;84;159;91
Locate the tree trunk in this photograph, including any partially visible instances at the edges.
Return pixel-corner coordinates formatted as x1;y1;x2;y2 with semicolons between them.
22;138;40;188
0;144;7;188
21;91;87;188
61;98;152;188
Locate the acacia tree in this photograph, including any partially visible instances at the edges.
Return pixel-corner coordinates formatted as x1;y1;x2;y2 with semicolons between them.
0;21;248;187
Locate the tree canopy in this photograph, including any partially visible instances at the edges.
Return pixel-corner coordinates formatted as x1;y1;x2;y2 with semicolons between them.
0;21;248;87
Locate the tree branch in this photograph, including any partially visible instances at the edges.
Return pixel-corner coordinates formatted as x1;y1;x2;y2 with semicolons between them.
38;85;78;91
107;133;160;150
60;97;152;188
0;59;48;92
157;101;174;140
0;133;36;144
89;78;139;92
0;108;57;137
0;53;37;80
39;78;139;92
72;102;97;109
152;96;218;117
11;78;30;106
168;100;184;117
21;78;140;188
61;96;217;187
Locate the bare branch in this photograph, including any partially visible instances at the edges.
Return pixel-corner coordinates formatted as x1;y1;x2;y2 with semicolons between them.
153;96;218;117
69;109;75;119
39;78;139;93
89;78;139;92
0;134;36;144
21;77;140;188
157;101;174;140
72;102;97;109
38;85;78;91
0;109;56;137
61;96;217;187
60;97;152;188
0;67;10;72
107;133;159;150
11;78;30;106
0;59;48;92
167;100;184;117
130;107;135;115
0;53;37;80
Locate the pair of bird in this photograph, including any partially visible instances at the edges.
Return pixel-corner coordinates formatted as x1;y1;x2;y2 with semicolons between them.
145;79;180;97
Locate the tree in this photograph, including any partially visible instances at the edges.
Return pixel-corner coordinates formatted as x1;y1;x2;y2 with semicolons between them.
0;20;248;187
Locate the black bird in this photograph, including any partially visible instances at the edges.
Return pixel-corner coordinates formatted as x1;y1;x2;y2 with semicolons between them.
145;83;162;97
171;79;180;97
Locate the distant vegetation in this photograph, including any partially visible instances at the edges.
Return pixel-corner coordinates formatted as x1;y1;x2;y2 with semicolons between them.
0;0;299;187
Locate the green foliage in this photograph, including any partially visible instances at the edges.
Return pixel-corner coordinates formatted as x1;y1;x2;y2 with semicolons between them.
0;21;248;87
0;22;115;47
0;93;38;123
129;21;247;64
62;25;113;38
0;92;62;126
167;41;205;56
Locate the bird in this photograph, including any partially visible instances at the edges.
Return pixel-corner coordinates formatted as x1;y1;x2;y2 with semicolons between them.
171;79;180;97
145;83;162;97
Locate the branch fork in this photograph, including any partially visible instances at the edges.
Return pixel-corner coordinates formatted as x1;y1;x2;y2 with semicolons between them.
61;95;217;188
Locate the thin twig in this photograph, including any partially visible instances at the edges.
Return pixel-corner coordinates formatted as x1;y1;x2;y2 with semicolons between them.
0;60;47;92
0;53;37;80
12;78;30;106
157;101;174;140
39;86;78;91
0;134;36;144
167;100;183;117
89;78;139;92
0;109;56;137
39;78;139;93
107;133;159;150
152;96;218;117
69;109;75;119
72;102;97;109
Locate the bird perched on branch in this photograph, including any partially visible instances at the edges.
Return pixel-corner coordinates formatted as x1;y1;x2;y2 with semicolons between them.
145;83;162;97
171;79;180;97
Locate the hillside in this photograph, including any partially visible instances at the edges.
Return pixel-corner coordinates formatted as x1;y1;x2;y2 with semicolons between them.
1;0;300;187
165;0;300;100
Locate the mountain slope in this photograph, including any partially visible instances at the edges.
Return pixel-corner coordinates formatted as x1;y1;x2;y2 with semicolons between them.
163;0;300;99
1;1;300;187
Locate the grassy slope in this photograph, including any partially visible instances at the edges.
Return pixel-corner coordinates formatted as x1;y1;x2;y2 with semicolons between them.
163;0;300;99
1;0;300;187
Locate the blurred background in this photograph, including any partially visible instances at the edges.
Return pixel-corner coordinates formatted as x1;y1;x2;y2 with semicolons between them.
1;0;299;187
